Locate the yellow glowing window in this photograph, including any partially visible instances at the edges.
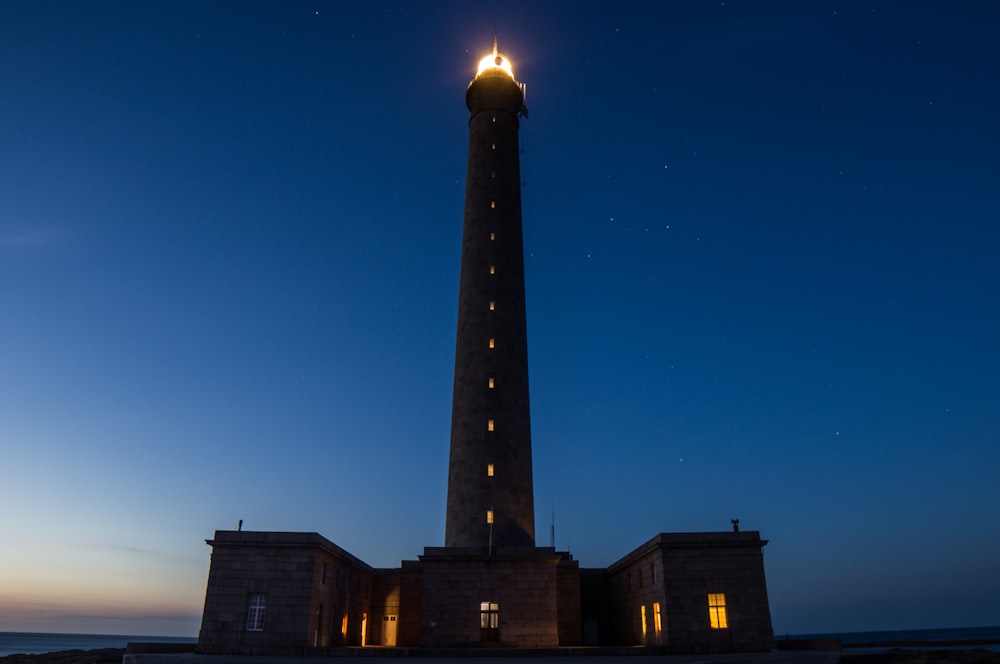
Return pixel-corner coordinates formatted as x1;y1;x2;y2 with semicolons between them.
488;338;495;349
487;463;494;477
489;301;495;311
640;605;647;638
489;265;495;275
708;593;728;629
488;377;495;389
487;419;494;431
653;602;662;636
492;116;496;123
491;201;495;209
486;510;494;524
341;613;348;637
491;143;496;150
490;232;495;241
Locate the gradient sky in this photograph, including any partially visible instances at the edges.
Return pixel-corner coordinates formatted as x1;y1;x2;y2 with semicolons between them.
2;0;998;638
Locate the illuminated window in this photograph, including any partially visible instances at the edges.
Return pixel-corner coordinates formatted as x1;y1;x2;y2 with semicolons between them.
488;338;495;349
489;265;495;275
246;594;266;631
489;301;495;311
342;613;348;638
480;601;499;629
640;605;647;638
488;377;495;389
708;593;728;629
487;419;494;431
491;143;496;150
490;232;495;241
486;510;494;524
653;602;662;637
492;116;496;123
491;201;496;209
487;463;494;476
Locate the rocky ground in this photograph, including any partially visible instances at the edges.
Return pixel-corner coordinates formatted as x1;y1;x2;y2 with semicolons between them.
0;649;125;664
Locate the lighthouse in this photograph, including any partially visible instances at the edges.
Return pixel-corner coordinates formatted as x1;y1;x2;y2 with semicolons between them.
445;39;535;549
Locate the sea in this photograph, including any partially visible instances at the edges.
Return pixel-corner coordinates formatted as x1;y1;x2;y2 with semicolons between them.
0;626;998;657
0;632;196;657
791;625;1000;652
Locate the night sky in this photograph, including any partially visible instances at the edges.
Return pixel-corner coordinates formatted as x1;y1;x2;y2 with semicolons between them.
2;1;998;638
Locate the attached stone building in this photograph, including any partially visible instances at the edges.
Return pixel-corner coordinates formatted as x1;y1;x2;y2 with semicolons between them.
197;529;772;654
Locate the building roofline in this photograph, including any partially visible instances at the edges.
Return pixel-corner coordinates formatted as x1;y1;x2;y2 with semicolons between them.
205;530;373;571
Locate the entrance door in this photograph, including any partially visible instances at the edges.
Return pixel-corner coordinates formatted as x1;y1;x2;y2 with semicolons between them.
480;601;499;641
382;615;398;646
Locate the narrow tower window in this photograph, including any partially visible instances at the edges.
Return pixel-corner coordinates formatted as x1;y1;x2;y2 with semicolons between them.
491;116;496;123
487;463;494;477
489;301;495;311
490;201;495;209
488;338;495;349
491;143;496;150
490;232;495;241
489;265;495;275
486;510;494;524
488;377;495;389
487;420;494;431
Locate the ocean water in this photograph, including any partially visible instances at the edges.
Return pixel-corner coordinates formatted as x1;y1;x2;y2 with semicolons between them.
0;632;196;657
792;625;1000;652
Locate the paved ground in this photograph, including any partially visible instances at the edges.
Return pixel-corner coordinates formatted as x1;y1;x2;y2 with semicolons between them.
125;654;842;664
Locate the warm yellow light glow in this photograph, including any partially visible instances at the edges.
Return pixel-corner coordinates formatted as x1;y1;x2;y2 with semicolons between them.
342;613;348;637
653;602;662;636
490;232;495;240
486;510;494;524
708;593;728;629
641;605;647;637
489;301;495;311
487;419;494;431
488;377;495;389
487;463;494;476
477;52;514;79
490;200;495;208
489;265;495;275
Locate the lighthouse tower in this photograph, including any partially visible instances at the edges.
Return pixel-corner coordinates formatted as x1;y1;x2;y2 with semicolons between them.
445;39;534;549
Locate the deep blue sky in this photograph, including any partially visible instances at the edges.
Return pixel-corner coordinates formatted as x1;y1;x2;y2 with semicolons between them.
2;0;998;637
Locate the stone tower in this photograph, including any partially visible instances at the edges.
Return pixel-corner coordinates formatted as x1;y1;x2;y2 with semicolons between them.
445;40;534;549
